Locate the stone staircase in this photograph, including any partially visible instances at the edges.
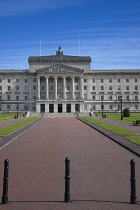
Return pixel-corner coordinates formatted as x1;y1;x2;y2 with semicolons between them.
28;112;90;118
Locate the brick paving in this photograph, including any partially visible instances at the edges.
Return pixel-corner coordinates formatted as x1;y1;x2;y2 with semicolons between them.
0;117;140;210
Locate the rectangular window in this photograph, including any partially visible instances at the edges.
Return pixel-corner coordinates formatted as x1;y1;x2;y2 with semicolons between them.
8;86;11;91
117;79;120;83
134;85;138;90
25;79;28;83
24;86;28;91
74;79;78;83
8;95;11;101
16;79;19;83
101;86;104;91
33;86;36;90
24;95;28;100
58;85;62;91
126;79;129;83
7;105;10;111
101;79;104;83
117;86;121;90
50;79;53;83
92;79;95;83
101;95;104;100
84;79;87;83
0;95;2;100
0;79;2;83
84;94;87;99
58;79;62;83
33;79;36;83
134;79;137;82
24;106;28;111
109;86;112;90
67;79;70;83
92;86;95;91
50;86;53;90
67;86;70;90
126;85;129;90
33;95;36;100
135;105;138;110
109;95;112;100
109;79;112;83
135;95;138;100
16;95;19;100
16;86;19;91
84;86;87;90
8;79;10;83
126;95;129;100
0;86;2;91
7;95;10;100
92;95;96;100
75;86;78;90
41;86;45;91
92;105;96;110
41;79;44;83
109;105;112;110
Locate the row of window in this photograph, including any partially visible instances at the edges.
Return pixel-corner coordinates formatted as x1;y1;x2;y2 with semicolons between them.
0;78;139;84
89;104;139;110
90;85;139;91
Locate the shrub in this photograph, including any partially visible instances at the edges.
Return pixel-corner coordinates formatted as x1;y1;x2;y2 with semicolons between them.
123;108;130;117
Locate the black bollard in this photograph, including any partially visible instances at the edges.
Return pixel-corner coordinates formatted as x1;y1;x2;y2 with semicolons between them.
2;159;9;204
64;157;71;203
130;159;137;204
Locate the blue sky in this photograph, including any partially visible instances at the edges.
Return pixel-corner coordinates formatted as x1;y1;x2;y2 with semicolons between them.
0;0;140;70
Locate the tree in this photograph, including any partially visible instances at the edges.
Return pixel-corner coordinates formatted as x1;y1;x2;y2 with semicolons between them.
123;108;130;117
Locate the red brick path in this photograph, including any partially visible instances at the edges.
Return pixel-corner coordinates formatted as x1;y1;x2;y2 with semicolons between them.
0;118;140;210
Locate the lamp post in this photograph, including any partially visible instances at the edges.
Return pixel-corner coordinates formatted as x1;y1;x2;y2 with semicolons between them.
17;99;19;118
120;96;123;120
102;100;104;117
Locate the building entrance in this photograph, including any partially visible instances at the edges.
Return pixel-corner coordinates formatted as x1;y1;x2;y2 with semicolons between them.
67;104;71;113
75;104;80;112
41;104;45;112
58;104;62;113
49;104;54;113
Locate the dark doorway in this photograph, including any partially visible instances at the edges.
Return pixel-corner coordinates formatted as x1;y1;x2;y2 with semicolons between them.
67;104;71;113
49;104;54;113
75;104;80;112
41;104;45;112
58;104;62;113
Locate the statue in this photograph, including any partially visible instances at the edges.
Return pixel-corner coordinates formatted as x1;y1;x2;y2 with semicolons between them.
56;46;63;55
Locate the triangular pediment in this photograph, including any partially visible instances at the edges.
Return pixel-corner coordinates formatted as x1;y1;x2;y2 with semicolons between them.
36;64;84;74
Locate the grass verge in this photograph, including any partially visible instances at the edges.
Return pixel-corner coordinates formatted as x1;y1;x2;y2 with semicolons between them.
80;116;137;135
125;136;140;145
0;117;40;135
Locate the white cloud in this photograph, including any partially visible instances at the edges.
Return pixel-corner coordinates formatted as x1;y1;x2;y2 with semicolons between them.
0;0;87;17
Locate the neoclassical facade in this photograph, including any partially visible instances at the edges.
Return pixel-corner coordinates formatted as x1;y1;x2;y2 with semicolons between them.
0;47;140;114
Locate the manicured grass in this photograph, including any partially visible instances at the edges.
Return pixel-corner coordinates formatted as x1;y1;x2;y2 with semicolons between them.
80;116;137;135
125;136;140;145
0;113;23;122
97;113;140;124
0;117;40;135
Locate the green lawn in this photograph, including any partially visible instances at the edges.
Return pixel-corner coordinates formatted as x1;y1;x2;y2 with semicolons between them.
97;113;140;124
80;116;137;135
0;117;40;135
0;113;23;122
125;136;140;145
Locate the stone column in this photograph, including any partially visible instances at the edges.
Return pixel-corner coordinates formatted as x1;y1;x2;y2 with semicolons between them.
63;104;66;113
87;78;91;100
63;76;66;100
45;77;49;99
80;76;84;100
54;77;58;100
37;77;40;99
71;77;75;99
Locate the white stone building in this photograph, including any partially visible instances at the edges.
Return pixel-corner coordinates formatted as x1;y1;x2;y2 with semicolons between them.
0;47;140;114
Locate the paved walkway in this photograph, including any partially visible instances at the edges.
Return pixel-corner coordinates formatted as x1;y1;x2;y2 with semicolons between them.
0;118;140;209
